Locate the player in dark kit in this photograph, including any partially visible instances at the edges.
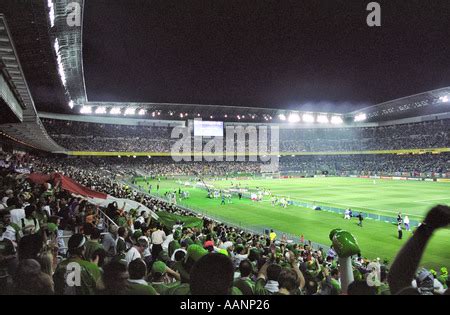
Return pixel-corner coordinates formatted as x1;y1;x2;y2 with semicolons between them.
357;212;363;227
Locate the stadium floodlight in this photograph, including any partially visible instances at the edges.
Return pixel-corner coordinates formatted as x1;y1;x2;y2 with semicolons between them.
54;39;66;86
279;114;286;121
180;113;184;118
138;109;146;116
237;115;241;120
80;106;92;114
95;106;107;114
110;107;121;115
151;112;156;117
439;95;449;103
68;100;74;109
288;113;301;123
133;155;137;158
210;115;214;119
157;111;161;116
224;114;228;118
354;113;367;122
317;115;329;124
124;108;136;116
302;113;315;123
330;116;343;124
148;155;151;159
197;113;200;117
48;0;55;27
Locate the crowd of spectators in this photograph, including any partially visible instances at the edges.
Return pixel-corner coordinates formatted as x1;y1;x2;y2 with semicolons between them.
25;152;450;179
42;118;450;153
280;153;450;176
1;151;450;295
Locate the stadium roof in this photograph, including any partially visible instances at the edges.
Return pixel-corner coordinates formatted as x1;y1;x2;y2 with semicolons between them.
0;1;449;128
0;14;66;152
347;87;450;123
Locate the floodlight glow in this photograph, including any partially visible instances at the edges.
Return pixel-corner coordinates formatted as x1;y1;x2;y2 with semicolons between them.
124;108;136;116
68;100;74;109
152;112;156;117
288;113;300;123
317;115;329;124
354;113;367;122
279;114;286;121
180;113;184;118
330;116;343;124
440;95;449;103
95;106;106;114
54;39;66;86
48;0;55;27
210;115;213;119
110;107;121;115
302;113;315;123
80;106;92;114
224;114;228;118
138;109;146;116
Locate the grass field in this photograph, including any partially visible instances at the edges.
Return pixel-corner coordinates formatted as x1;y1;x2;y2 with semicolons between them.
134;176;450;269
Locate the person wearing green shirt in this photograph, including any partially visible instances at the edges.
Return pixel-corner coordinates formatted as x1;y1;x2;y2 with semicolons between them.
84;228;103;261
126;258;158;295
233;259;255;295
150;260;181;295
53;234;101;295
330;268;342;294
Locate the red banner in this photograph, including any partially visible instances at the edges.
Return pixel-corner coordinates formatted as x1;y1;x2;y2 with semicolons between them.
28;172;107;199
54;174;107;199
28;173;52;185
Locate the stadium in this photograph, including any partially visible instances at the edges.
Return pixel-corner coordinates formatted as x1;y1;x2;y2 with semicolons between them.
0;0;450;298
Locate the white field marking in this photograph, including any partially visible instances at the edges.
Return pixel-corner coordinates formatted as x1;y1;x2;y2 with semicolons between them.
253;194;420;217
413;197;450;204
284;197;425;217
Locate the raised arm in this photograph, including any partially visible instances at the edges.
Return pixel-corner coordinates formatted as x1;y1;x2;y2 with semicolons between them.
388;205;450;295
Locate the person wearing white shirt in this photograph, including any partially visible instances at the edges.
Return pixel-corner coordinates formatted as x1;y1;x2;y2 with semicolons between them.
10;208;25;226
151;224;166;259
125;237;148;265
404;215;410;231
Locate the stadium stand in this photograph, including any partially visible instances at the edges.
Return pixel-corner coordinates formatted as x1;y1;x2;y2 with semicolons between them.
1;151;450;295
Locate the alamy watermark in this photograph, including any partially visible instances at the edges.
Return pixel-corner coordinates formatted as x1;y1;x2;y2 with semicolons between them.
170;119;279;173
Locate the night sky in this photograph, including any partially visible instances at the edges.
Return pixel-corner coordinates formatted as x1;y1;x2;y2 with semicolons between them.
83;0;450;113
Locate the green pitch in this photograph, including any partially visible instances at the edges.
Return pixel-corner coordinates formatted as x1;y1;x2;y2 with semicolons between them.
135;176;450;269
